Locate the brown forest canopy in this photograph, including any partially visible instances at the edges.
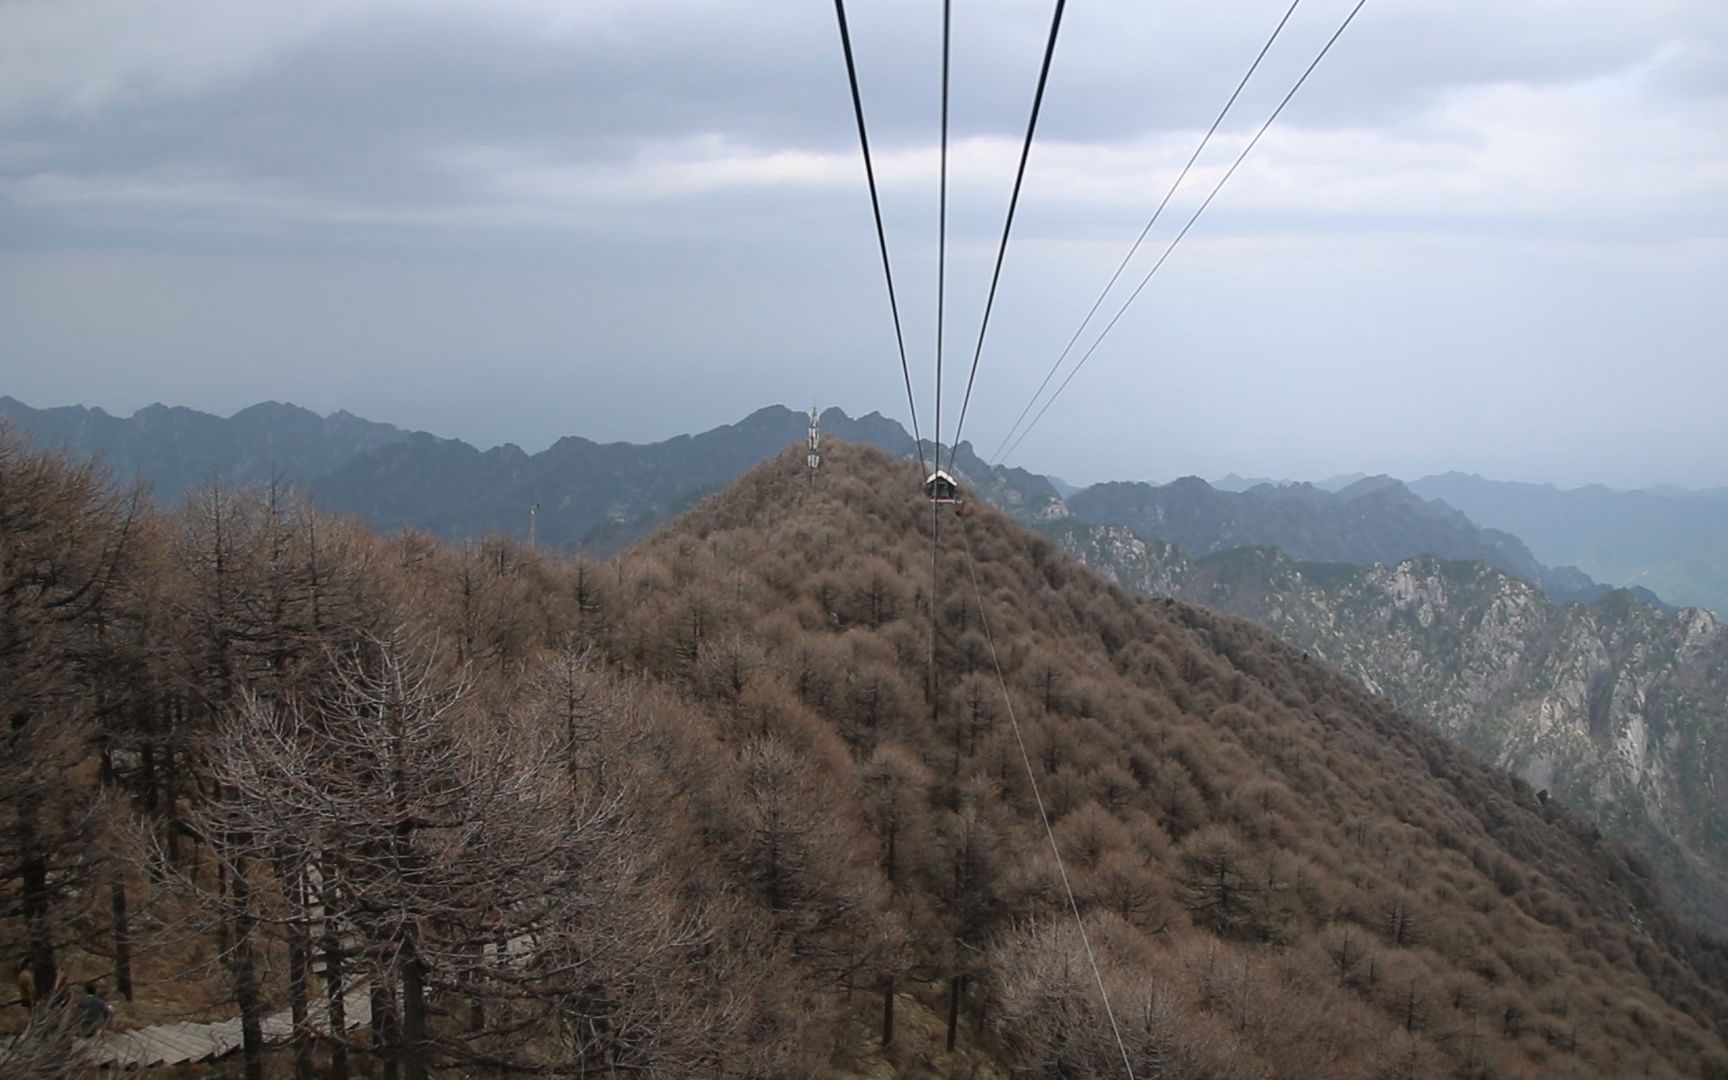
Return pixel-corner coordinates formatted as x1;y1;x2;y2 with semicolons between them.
3;428;1727;1079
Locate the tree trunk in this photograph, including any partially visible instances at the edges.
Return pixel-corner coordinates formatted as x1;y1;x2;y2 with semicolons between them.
98;741;134;1001
111;878;133;1001
286;872;313;1080
322;910;349;1080
164;744;182;865
226;855;265;1080
19;801;58;1005
372;978;399;1080
881;978;895;1047
140;742;157;811
468;938;486;1032
945;973;963;1052
400;948;429;1080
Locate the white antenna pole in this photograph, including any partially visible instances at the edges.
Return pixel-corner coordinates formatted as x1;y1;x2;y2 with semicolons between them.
807;407;821;488
529;502;539;548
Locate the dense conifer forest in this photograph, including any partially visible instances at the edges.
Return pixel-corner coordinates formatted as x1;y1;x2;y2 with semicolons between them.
4;430;1727;1078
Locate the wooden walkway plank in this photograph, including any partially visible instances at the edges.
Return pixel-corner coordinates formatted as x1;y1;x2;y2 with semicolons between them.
8;977;384;1071
259;1013;293;1039
89;1029;154;1069
83;979;379;1069
205;1017;244;1059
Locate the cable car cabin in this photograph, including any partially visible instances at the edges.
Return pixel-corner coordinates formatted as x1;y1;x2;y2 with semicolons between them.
924;470;961;504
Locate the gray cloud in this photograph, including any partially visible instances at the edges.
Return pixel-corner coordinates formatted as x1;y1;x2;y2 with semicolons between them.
2;0;1724;488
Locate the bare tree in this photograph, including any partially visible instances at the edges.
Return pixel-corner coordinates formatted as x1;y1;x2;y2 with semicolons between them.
0;1000;95;1080
176;627;752;1077
989;918;1181;1080
0;433;142;999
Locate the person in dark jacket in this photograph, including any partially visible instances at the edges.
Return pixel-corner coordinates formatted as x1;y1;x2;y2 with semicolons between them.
76;983;113;1036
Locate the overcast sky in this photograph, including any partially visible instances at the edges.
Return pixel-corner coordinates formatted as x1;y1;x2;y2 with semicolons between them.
1;0;1723;488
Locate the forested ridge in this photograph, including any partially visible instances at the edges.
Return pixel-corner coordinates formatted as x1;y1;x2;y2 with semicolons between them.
1047;523;1728;930
4;431;1727;1078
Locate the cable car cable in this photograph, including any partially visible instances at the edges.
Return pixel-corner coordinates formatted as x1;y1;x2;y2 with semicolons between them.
957;513;1137;1080
929;0;953;722
945;0;1068;477
1001;0;1370;464
831;0;929;478
990;0;1307;464
935;0;951;493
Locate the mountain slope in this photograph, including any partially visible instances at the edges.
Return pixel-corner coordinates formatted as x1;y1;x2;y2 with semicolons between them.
1050;521;1728;926
613;440;1728;1077
1411;472;1728;615
0;395;411;500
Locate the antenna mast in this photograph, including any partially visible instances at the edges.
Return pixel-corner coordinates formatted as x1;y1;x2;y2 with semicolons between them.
807;407;822;488
528;502;539;548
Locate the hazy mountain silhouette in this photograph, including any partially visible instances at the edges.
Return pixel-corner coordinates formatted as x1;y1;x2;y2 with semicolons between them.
1064;473;1618;603
1411;472;1728;615
308;405;937;552
0;395;1645;609
0;395;411;501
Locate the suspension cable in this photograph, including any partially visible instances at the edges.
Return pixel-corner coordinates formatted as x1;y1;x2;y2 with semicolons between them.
831;0;928;477
1001;0;1369;464
935;0;951;478
928;0;953;727
945;0;1068;476
957;513;1136;1079
991;0;1307;463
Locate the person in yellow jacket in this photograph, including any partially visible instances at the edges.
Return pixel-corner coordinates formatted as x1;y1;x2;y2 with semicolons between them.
15;957;35;1009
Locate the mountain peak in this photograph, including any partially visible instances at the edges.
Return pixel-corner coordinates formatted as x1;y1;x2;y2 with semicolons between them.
1334;473;1408;500
1164;474;1215;493
231;400;321;423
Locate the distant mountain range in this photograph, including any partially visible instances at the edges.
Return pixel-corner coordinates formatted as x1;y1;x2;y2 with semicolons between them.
0;395;411;501
0;395;1064;555
1213;471;1368;493
308;406;928;553
1410;472;1728;617
6;394;1709;612
0;396;1701;619
1068;474;1620;605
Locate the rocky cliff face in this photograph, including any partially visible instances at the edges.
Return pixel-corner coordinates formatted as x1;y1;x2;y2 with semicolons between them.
1051;521;1728;925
